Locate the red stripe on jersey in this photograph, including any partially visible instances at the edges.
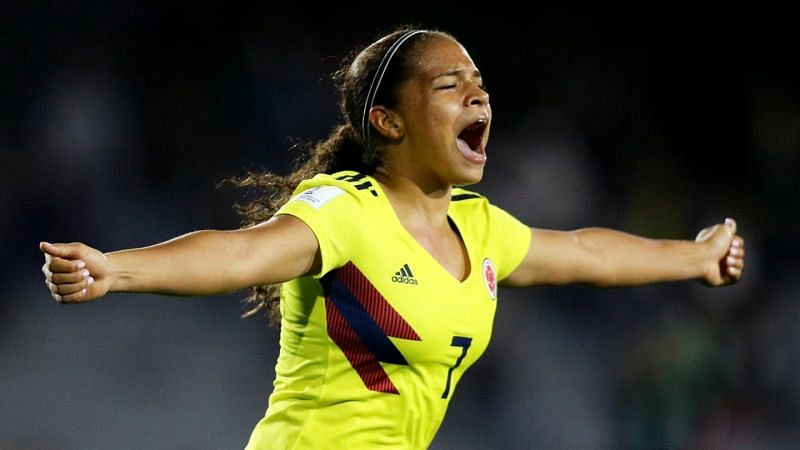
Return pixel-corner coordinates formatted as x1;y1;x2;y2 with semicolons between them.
325;297;399;394
337;262;421;341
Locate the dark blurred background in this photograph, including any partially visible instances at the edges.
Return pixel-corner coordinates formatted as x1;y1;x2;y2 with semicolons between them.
2;2;798;449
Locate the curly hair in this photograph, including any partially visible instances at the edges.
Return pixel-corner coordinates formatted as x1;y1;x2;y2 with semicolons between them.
225;26;453;325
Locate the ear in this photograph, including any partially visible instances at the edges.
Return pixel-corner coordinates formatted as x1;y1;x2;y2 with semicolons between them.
368;106;404;141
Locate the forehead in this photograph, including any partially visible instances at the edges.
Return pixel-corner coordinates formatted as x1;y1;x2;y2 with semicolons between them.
413;36;478;76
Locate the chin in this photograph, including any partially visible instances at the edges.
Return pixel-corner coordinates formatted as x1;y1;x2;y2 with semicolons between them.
452;168;484;187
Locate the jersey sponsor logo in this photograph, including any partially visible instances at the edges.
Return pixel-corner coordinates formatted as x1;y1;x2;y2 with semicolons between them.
391;263;418;285
322;262;421;395
482;258;497;300
295;186;344;209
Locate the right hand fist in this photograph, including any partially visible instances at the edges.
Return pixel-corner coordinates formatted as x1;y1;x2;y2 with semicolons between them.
40;241;109;303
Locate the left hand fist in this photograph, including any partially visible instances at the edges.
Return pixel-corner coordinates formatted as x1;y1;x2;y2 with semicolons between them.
695;218;745;286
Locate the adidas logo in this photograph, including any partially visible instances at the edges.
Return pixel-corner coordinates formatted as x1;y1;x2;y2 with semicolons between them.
391;264;419;285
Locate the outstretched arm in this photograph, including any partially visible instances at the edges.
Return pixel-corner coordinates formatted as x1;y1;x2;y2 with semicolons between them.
39;215;320;303
501;218;745;288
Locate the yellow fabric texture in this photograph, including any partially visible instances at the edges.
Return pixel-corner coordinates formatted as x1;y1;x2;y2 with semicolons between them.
246;171;531;449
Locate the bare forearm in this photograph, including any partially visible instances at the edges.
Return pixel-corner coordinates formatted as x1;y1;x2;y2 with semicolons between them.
505;227;712;287
572;228;708;287
40;215;319;304
106;230;254;296
106;216;320;296
504;220;742;289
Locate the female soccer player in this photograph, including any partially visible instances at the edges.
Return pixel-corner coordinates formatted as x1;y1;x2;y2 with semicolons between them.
39;27;745;449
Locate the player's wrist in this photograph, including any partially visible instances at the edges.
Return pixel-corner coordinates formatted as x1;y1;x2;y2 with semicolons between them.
694;240;719;285
104;251;127;293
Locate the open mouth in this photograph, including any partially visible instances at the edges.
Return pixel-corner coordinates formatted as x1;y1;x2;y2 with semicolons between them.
458;119;487;152
456;118;488;163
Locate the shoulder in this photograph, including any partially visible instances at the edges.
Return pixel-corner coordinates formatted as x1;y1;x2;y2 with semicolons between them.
449;187;490;216
448;187;492;230
449;187;523;228
450;187;486;203
292;170;380;202
450;188;519;217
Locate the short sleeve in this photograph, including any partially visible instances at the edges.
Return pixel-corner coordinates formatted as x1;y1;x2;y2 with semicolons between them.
487;203;532;281
275;182;362;278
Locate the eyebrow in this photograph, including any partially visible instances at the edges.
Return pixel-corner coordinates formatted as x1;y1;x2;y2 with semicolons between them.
431;68;483;80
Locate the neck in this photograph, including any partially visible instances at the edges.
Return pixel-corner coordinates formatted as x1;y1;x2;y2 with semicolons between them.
372;165;452;229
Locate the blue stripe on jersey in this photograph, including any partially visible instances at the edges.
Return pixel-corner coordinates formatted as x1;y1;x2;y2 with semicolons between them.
327;276;409;366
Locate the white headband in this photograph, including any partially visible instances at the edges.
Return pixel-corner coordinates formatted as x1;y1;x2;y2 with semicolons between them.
361;30;427;144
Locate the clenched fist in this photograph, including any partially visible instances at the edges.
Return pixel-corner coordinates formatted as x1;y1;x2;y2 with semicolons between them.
695;218;746;286
40;242;110;303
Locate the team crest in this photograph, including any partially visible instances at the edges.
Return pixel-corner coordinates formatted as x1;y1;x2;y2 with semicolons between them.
482;258;497;300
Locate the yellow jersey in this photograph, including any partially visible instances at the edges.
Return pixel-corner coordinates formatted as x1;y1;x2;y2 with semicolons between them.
246;171;531;449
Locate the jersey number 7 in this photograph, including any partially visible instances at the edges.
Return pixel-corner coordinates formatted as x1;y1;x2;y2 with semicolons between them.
441;335;473;399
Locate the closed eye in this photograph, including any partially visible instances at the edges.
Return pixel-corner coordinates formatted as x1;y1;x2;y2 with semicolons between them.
436;85;456;90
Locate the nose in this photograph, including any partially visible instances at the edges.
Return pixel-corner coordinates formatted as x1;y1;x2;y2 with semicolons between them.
465;83;489;107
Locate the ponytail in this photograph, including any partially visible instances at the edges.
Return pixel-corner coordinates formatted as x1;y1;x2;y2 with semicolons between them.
225;25;445;325
225;123;372;324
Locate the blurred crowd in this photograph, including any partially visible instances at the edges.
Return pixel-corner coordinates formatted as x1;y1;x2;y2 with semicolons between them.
2;4;798;449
